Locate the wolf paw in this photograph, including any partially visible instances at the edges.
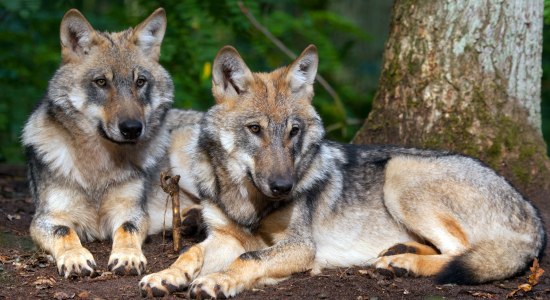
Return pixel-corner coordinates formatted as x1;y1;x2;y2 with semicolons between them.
374;255;414;278
139;267;191;297
108;247;146;276
189;273;242;299
379;243;418;257
181;206;205;238
56;246;97;278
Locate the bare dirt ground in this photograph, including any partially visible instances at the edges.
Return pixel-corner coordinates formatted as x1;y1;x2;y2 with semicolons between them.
1;164;549;300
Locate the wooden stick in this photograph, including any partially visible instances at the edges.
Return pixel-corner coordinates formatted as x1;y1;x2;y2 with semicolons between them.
160;172;181;252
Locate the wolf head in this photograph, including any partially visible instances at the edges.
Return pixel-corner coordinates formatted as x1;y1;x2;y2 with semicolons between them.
204;45;325;200
49;8;173;144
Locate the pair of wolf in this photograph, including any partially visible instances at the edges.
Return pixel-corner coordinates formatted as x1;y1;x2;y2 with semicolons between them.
24;7;545;299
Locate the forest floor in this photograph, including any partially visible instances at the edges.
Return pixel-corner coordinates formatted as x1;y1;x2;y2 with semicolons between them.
1;164;549;300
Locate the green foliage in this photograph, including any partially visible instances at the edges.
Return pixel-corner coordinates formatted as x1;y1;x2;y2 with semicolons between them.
0;0;371;163
0;0;62;162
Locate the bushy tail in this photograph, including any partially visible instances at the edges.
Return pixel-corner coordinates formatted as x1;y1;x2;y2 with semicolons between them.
436;236;546;284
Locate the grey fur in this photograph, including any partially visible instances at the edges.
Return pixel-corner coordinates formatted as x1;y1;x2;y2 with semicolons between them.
22;8;200;278
139;45;545;298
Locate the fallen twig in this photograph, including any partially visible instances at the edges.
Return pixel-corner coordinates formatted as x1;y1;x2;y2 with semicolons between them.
160;172;182;252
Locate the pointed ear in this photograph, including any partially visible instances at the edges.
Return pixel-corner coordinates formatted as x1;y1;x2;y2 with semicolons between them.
286;45;318;94
132;8;167;61
212;46;254;101
60;9;97;63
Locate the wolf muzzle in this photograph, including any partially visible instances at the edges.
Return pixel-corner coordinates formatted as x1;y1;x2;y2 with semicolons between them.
268;176;293;197
119;119;143;140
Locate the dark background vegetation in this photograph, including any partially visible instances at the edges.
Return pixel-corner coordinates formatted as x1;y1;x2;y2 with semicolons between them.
0;0;549;163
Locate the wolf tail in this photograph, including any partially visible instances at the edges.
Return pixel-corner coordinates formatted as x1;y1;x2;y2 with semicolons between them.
436;233;546;284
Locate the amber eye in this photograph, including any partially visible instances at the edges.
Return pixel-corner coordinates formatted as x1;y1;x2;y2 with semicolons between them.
248;124;261;134
290;125;300;137
95;78;107;86
136;77;147;87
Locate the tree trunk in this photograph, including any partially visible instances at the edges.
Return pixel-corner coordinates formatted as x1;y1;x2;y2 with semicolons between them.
353;0;550;201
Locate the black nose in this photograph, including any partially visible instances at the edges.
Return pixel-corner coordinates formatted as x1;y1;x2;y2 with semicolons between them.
118;120;143;140
269;178;294;197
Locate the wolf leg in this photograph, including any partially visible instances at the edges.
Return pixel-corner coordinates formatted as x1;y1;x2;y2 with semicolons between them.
373;212;468;278
108;222;148;275
188;239;315;299
379;158;474;278
139;230;246;297
30;215;96;278
376;204;469;277
375;253;453;277
100;179;149;276
379;241;439;257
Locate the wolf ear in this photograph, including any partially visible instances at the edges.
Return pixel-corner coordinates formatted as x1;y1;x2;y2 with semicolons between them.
286;45;318;95
132;8;167;61
212;46;254;101
60;9;97;63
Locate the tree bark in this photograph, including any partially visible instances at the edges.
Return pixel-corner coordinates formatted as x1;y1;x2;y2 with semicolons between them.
353;0;550;200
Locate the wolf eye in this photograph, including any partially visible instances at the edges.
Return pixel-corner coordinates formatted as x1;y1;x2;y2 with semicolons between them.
95;78;107;86
136;76;147;87
290;125;300;137
247;124;261;134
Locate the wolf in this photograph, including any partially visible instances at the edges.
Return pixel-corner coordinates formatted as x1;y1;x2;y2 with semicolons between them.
22;8;202;278
139;45;545;298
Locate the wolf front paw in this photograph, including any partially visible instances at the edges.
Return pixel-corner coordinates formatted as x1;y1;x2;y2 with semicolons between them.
139;267;191;297
56;246;97;278
108;247;146;276
189;273;242;299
